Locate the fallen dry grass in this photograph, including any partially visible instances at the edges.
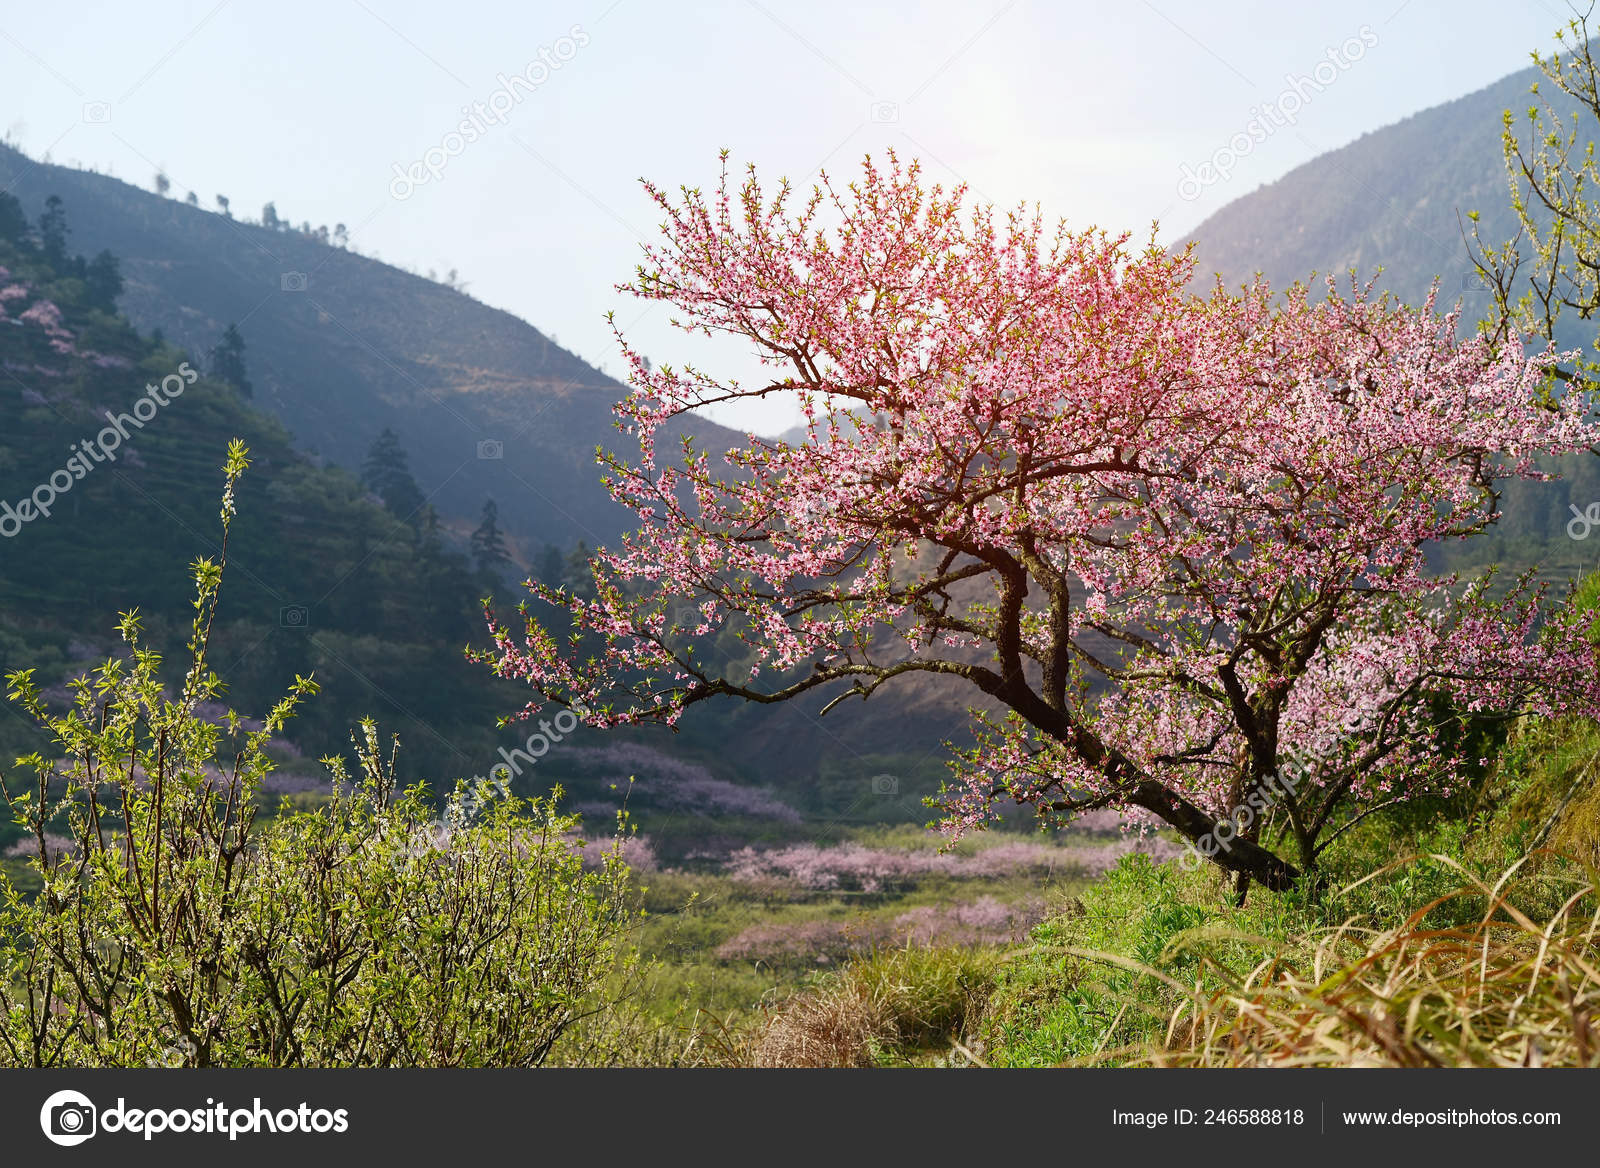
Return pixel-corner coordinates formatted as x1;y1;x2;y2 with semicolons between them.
1130;855;1600;1067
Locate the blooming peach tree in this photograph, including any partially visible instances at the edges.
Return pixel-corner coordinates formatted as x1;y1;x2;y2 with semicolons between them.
483;153;1600;892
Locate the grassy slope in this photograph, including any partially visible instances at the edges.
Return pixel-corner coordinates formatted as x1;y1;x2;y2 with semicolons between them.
978;713;1600;1068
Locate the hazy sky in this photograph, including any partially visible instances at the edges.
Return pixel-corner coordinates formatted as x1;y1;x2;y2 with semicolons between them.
0;0;1577;433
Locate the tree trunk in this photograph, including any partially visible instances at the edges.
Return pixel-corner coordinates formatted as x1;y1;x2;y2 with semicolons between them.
1128;780;1301;892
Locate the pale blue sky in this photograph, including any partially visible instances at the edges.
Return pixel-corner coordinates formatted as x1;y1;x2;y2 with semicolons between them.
0;0;1576;433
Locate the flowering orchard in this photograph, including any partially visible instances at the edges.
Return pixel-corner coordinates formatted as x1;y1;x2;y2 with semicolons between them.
483;152;1600;893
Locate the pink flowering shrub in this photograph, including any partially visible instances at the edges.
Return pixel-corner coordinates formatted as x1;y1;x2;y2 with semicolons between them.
578;833;658;874
715;918;871;963
891;896;1047;946
14;297;76;356
1067;808;1131;835
18;299;68;335
4;834;78;862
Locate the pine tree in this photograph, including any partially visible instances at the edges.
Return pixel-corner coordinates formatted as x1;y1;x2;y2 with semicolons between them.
211;323;253;398
470;498;513;579
37;195;68;266
564;541;597;601
361;428;426;526
419;503;446;564
418;504;477;640
84;250;123;312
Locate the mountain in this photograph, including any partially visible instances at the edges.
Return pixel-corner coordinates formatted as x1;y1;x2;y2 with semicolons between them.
0;205;547;791
0;142;738;557
1182;65;1549;310
1181;63;1600;586
0;145;995;816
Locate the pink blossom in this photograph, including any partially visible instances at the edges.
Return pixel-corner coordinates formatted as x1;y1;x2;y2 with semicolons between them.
482;152;1600;886
577;833;657;873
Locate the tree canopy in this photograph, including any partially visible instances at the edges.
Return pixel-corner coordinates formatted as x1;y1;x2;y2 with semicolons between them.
484;153;1600;892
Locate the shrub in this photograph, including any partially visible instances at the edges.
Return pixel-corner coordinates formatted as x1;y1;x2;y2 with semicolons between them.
713;897;1046;964
719;835;1181;892
566;742;800;822
0;443;638;1067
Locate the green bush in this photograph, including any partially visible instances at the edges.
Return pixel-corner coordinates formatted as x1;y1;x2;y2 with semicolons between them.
0;443;637;1067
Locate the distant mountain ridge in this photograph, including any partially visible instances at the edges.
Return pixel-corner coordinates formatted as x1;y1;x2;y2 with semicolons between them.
0;141;738;555
1182;60;1600;587
1182;64;1556;315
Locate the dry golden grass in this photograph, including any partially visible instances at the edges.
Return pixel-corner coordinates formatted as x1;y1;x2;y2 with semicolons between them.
752;978;897;1068
1131;855;1600;1067
745;947;1001;1068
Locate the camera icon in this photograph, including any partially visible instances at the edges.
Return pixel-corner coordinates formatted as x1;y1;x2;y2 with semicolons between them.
152;1035;198;1067
280;271;309;292
477;438;503;460
796;497;835;523
1459;270;1490;293
870;773;899;795
82;101;112;123
869;101;900;124
40;1090;97;1146
279;605;309;628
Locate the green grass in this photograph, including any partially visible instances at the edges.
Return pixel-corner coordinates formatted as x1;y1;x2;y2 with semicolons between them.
973;715;1600;1068
619;821;1090;1032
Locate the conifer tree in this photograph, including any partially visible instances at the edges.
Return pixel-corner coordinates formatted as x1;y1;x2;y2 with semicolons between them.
211;323;253;398
83;250;123;312
37;195;68;266
361;427;426;526
470;498;513;579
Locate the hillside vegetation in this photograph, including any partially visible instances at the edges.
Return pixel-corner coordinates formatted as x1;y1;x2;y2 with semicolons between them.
0;141;737;554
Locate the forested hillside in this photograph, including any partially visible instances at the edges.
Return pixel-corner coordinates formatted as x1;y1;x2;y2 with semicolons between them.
0;141;738;554
0;189;531;798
